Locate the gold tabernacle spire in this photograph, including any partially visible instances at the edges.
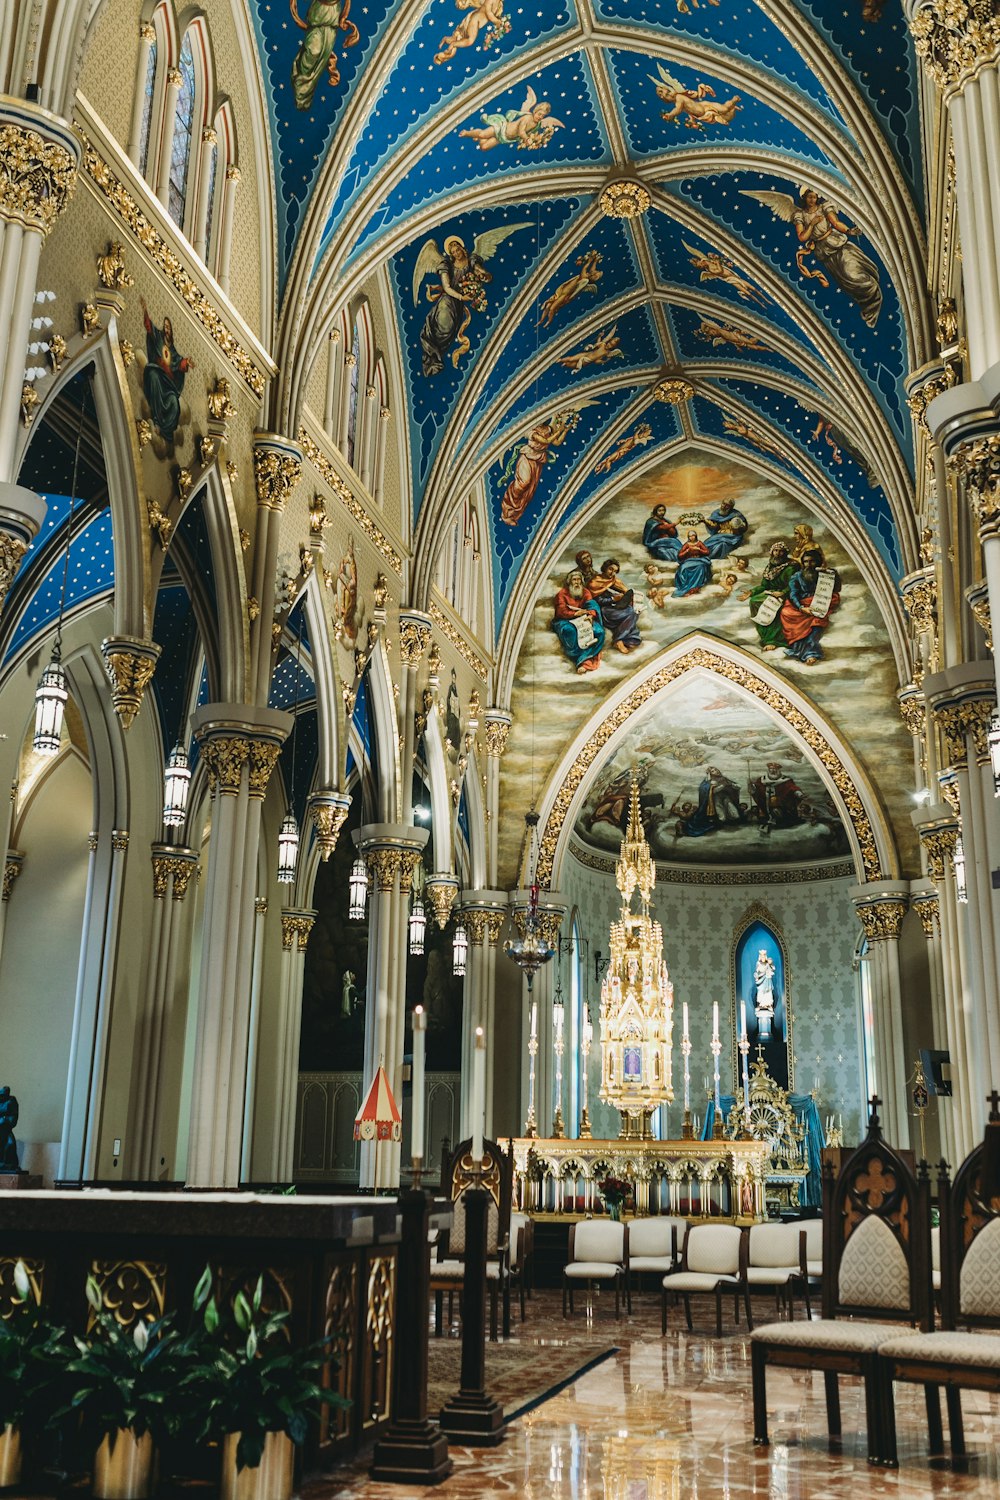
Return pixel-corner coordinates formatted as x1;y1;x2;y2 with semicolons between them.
616;771;654;905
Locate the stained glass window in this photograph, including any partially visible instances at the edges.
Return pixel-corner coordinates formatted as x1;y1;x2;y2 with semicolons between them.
138;39;157;174
346;320;361;468
167;32;195;228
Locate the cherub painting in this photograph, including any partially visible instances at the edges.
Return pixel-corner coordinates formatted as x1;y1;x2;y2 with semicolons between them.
684;243;769;307
412;223;530;375
557;325;624;373
649;64;741;129
499;401;597;526
537;250;603;327
435;0;510;64
723;415;785;460
460;86;564;151
811;416;878;484
741;186;882;326
289;0;360;111
695;318;770;352
594;422;654;475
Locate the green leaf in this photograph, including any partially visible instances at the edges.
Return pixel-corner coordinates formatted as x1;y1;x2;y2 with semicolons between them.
85;1277;103;1314
251;1276;263;1314
233;1293;251;1333
133;1320;149;1354
246;1327;258;1361
204;1298;220;1335
193;1265;213;1312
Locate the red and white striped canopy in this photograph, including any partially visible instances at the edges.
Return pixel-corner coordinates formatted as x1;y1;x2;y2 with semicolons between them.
354;1065;402;1141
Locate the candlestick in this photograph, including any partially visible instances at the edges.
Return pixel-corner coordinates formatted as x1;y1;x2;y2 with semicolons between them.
580;1004;593;1138
411;1005;427;1162
710;1002;723;1140
738;1002;751;1131
681;1001;692;1138
524;999;539;1137
472;1027;486;1162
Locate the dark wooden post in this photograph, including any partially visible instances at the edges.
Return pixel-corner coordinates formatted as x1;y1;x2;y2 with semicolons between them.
439;1186;504;1446
370;1187;453;1482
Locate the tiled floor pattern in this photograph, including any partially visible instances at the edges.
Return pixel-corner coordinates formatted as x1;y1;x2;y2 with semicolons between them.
306;1288;1000;1498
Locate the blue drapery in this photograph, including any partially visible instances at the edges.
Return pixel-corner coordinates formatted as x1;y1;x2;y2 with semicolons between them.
701;1093;826;1208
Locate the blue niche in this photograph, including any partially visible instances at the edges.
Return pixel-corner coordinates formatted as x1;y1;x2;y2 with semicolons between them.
734;917;789;1091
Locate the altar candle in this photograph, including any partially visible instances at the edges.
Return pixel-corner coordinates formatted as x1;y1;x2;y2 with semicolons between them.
682;1002;689;1040
713;1001;719;1041
472;1027;486;1162
411;1006;426;1162
530;999;538;1040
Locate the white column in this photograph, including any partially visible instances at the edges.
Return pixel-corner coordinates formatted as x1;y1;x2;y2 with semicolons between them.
359;383;377;490
154;66;182;209
250;436;302;703
240;895;269;1182
483;711;511;889
910;884;953;1164
373;405;390;508
850;886;910;1147
185;707;289;1187
192;125;217;261
217;164;241;295
127;22;157;166
323;328;342;434
272;909;316;1180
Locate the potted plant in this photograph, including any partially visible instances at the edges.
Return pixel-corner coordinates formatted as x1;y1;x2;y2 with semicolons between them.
598;1175;631;1221
0;1260;71;1486
65;1275;194;1500
196;1276;349;1500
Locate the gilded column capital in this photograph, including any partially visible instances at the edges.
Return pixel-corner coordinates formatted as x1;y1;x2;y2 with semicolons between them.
484;910;506;947
909;0;1000;96
2;851;23;902
198;735;250;796
0;106;79;235
853;897;908;942
949;431;1000;524
424;873;459;929
897;683;927;738
111;829;130;853
911;891;941;936
0;533;28;616
281;910;316;951
465;910;490;945
254;896;268;916
484;709;512;758
966;581;993;649
101;636;161;730
365;846;404;892
246;740;283;800
150;846;198;900
252;435;303;513
900;567;937;637
398;612;433;669
308;791;351;861
192;705;291;798
917;819;961;885
139;21;156;41
165;66;183;88
906;362;957;436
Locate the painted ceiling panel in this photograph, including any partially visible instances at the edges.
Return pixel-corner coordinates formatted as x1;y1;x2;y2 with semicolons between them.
152;584;199;751
689;391;804;483
269;648;316;711
549;392;685;542
607;46;839;169
390;197;582;506
665;300;822;387
6;508;115;661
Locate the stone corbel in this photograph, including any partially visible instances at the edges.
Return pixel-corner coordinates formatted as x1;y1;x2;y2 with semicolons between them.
308;790;351;861
100;636;162;730
424;873;460;930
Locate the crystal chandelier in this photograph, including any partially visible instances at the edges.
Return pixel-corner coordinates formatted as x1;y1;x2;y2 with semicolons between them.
598;775;674;1138
162;741;191;827
503;812;554;988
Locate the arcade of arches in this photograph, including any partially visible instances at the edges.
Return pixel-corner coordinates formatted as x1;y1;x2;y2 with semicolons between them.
3;0;1000;1488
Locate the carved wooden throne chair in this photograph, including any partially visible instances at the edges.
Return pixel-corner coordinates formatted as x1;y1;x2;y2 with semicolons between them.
430;1136;513;1341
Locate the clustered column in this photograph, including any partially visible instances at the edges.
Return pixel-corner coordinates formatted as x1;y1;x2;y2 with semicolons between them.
849;885;910;1145
460;894;507;1139
272;909;317;1180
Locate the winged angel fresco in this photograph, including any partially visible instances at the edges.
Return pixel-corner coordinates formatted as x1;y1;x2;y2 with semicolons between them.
289;0;360;111
650;63;742;129
435;0;511;64
499;398;600;527
741;186;882;327
412;224;530;376
460;86;565;151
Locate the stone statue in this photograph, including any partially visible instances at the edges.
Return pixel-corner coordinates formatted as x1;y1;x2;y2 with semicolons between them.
753;950;776;1040
341;969;357;1018
0;1087;20;1171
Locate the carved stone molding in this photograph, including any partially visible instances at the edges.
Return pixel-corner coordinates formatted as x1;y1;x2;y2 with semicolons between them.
951;432;1000;524
151;847;197;901
398;613;432;670
424;875;459;930
247;740;283;800
853;898;907;942
2;852;23;903
911;892;941;936
918;821;961;884
197;735;250;796
253;437;302;512
0;533;28;617
101;637;161;730
484;709;512;758
0;114;78;234
281;911;316;951
309;792;351;861
910;0;1000;96
365;847;404;892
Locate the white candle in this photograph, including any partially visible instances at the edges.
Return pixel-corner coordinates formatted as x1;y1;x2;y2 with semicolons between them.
411;1006;426;1162
740;1003;747;1039
472;1027;486;1162
712;1001;719;1041
530;1000;538;1040
682;1001;689;1039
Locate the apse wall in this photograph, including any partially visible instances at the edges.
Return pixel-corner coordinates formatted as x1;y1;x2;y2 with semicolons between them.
563;853;867;1146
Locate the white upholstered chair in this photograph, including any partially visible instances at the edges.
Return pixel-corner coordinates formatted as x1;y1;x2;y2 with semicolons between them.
797;1216;823;1317
509;1210;534;1320
563;1219;627;1318
746;1223;805;1318
626;1216;684;1300
661;1223;749;1336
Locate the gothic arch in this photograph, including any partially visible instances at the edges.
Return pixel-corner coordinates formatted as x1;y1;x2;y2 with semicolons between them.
535;634;897;892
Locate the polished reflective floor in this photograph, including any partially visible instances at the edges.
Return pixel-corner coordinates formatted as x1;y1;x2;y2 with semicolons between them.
309;1288;1000;1498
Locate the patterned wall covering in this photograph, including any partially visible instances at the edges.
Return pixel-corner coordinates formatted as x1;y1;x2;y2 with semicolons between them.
564;852;866;1144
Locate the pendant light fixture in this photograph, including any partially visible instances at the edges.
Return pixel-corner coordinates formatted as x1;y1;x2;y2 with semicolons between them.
349;854;368;920
503;812;554;989
989;711;1000;797
408;889;426;957
162;727;191;827
452;917;468;976
34;373;87;756
954;832;968;904
277;609;303;885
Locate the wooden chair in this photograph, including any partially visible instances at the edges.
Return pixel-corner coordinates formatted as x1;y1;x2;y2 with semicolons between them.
626;1216;684;1301
746;1223;805;1320
660;1223;750;1336
878;1107;1000;1466
562;1220;627;1318
509;1211;534;1321
750;1098;933;1468
429;1135;514;1341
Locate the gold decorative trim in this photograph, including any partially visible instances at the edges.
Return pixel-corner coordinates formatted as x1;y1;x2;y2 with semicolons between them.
298;430;402;572
853;897;908;943
567;838;854;884
281;912;315;951
910;0;1000;95
600;179;651;218
2;853;24;903
539;647;883;886
151;850;197;901
80;139;265;397
253;439;302;513
0;533;29;616
96;241;133;290
101;637;160;730
911;892;940;936
654;377;694;405
0;119;77;233
428;602;489;679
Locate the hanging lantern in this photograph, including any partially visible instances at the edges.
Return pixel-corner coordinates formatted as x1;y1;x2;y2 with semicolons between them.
277;811;299;885
33;646;67;756
989;712;1000;798
954;834;968;904
409;896;426;956
452;919;468;976
162;742;191;827
349;855;369;920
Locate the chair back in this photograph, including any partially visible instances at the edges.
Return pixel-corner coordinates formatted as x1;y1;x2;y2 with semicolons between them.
823;1098;932;1328
448;1189;500;1255
748;1222;800;1268
441;1135;513;1259
683;1223;743;1276
940;1118;1000;1330
803;1217;823;1266
628;1216;682;1260
571;1218;625;1266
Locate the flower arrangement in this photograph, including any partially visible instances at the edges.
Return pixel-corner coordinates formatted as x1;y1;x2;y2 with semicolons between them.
598;1175;631;1220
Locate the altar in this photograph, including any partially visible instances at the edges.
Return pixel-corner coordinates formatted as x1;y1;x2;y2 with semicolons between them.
509;1135;771;1220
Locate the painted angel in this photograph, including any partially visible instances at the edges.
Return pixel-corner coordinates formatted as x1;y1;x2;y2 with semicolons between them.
289;0;360;111
695;318;770;352
684;242;769;307
557;325;624;372
460;85;565;151
741;186;882;326
435;0;510;64
649;63;741;128
499;399;598;527
594;422;654;475
723;415;784;459
412;223;530;376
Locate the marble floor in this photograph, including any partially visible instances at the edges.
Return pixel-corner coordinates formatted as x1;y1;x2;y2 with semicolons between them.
306;1288;1000;1499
